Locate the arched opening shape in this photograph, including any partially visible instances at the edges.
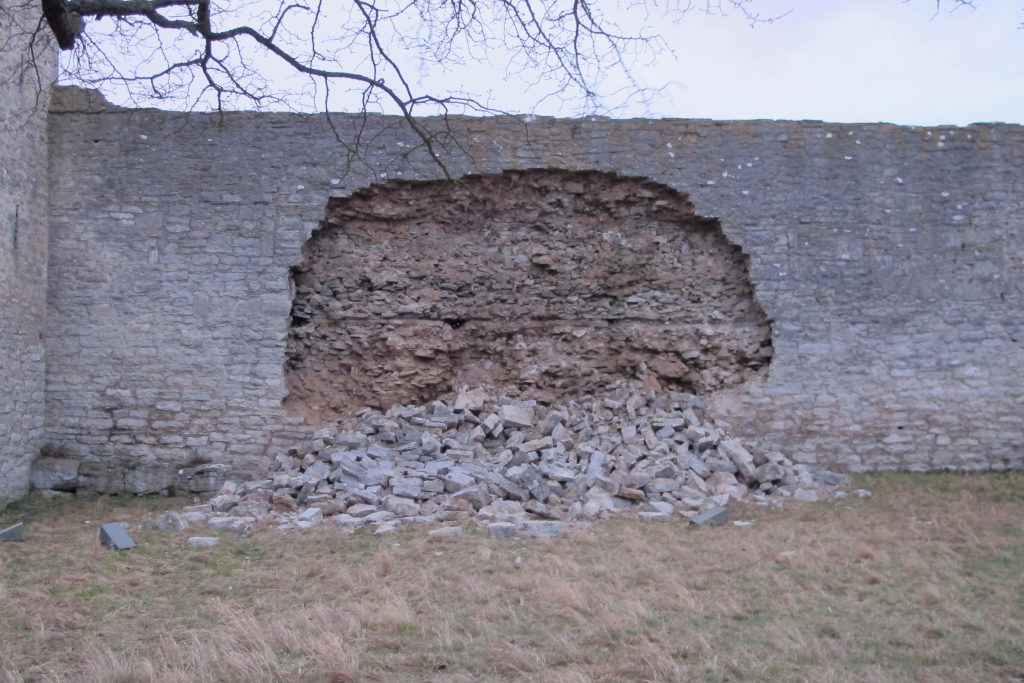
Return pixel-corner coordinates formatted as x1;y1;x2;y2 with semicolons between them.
286;170;772;423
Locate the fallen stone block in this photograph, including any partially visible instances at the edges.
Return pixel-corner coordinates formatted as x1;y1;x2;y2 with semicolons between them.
638;511;671;523
427;526;463;541
0;522;25;542
689;506;728;526
383;495;420;517
523;520;568;538
487;522;518;539
297;508;324;526
500;404;535;428
186;536;219;548
154;511;188;531
99;522;136;550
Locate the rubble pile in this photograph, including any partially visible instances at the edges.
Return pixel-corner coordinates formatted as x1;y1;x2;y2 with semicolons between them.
179;382;850;538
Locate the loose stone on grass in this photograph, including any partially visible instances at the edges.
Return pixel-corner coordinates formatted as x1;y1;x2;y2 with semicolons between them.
171;380;849;538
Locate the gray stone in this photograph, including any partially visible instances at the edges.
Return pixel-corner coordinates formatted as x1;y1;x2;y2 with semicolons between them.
690;506;729;526
519;436;553;453
585;451;608;476
207;516;243;531
755;462;786;483
523;520;569;538
183;464;230;493
209;494;240;513
0;522;25;542
428;526;463;540
186;536;220;548
332;514;371;528
477;500;528;526
486;522;518;539
304;460;332;482
643;478;679;494
442;468;476;493
451;484;490;510
515;465;551;502
154;511;189;531
99;522;136;550
30;457;80;491
390;476;423;499
793;488;819;503
297;507;324;526
454;389;487;412
382;495;420;517
499;404;535;428
345;503;379;518
638;511;671;523
641;501;674;515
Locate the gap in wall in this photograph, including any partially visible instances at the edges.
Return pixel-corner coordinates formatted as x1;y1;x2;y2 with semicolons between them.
285;169;773;424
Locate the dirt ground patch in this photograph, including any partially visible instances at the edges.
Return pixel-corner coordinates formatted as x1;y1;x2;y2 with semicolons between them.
2;472;1023;682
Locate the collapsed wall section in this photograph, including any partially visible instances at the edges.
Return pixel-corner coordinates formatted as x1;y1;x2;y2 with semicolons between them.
286;170;772;420
0;8;55;507
38;93;1024;485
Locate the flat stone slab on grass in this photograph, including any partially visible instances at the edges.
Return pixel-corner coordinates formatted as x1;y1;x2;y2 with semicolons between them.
523;520;568;538
690;506;728;526
99;522;136;550
0;522;24;542
186;536;220;548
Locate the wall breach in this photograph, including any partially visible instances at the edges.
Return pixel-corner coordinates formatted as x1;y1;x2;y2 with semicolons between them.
13;86;1020;498
286;170;772;420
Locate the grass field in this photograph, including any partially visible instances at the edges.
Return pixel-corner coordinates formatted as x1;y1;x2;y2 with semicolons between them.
1;472;1023;682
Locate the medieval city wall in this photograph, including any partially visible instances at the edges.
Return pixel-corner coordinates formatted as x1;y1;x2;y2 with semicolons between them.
37;86;1024;492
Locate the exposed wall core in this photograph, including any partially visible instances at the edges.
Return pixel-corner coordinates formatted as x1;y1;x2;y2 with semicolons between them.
286;170;773;422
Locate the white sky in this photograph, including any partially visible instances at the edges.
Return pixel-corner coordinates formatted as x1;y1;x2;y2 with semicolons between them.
75;0;1024;126
622;0;1024;125
446;0;1024;125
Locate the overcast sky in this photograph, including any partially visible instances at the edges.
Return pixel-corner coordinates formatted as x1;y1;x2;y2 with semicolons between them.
74;0;1023;126
444;0;1024;125
621;0;1024;125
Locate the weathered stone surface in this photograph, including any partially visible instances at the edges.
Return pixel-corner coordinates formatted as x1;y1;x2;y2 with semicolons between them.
29;458;80;492
487;522;518;539
1;84;1016;512
428;526;463;541
638;511;671;523
382;495;420;517
297;507;323;526
99;523;135;550
154;511;188;531
0;523;25;542
523;521;569;538
165;382;850;536
690;506;729;526
0;18;54;508
755;462;786;484
499;405;536;429
793;488;819;503
186;536;220;548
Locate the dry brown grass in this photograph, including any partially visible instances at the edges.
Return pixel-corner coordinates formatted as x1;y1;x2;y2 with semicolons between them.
2;472;1023;682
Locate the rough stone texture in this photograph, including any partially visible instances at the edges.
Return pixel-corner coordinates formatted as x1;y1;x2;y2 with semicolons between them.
286;171;772;420
35;86;1024;488
0;7;55;507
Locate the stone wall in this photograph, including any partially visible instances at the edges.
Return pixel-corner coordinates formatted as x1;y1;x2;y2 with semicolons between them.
0;3;54;506
40;87;1024;490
